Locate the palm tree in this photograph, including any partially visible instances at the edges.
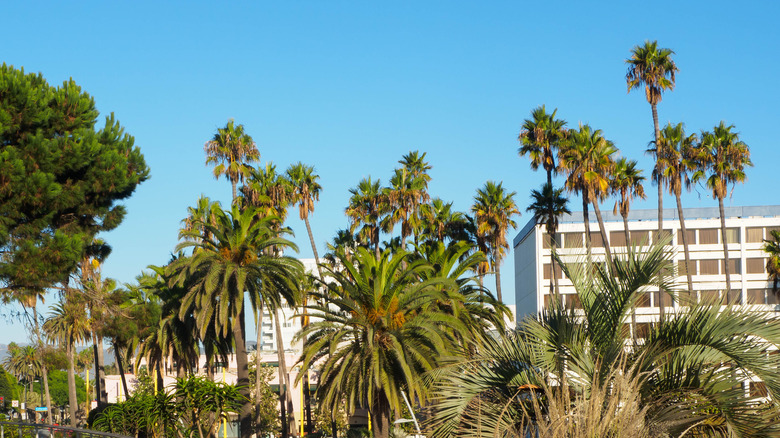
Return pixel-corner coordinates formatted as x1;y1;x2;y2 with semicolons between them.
696;122;752;300
471;181;521;302
296;247;461;438
611;158;647;247
765;230;780;296
171;202;302;438
3;344;41;408
204;119;260;202
527;182;570;297
429;241;780;438
559;124;617;267
626;40;678;242
43;297;91;426
242;163;294;227
286;162;325;279
518;105;568;186
345;177;387;260
418;198;468;246
652;123;697;292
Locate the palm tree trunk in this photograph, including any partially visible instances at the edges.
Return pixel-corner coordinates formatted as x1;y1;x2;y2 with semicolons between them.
32;307;52;424
651;102;666;321
93;333;107;406
718;196;732;301
622;214;637;342
234;307;253;438
256;300;265;431
675;191;695;295
304;216;325;281
371;392;391;438
114;345;130;400
302;217;319;434
591;199;614;272
582;192;592;262
495;263;503;303
274;309;297;437
549;234;557;299
66;340;77;426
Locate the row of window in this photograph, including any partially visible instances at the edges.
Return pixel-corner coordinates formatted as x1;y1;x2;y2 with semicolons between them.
542;226;780;249
543;288;779;308
543;258;768;279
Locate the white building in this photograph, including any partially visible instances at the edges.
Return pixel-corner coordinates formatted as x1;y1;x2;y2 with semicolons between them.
513;205;780;328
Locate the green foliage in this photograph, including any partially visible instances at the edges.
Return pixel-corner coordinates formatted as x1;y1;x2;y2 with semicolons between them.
0;63;149;293
251;362;281;437
92;374;245;438
46;369;85;406
0;366;18;401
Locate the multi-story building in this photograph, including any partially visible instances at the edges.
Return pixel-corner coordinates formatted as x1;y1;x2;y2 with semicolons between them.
513;205;780;330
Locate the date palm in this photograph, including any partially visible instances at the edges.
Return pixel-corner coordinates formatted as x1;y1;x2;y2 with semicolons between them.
171;202;302;438
471;181;521;302
518;105;568;186
695;122;752;299
626;41;678;241
765;230;780;296
559;124;616;267
527;182;570;297
204;119;260;202
296;247;460;438
652;123;696;292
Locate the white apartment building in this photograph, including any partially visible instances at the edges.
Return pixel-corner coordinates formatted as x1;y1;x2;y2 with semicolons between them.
514;205;780;329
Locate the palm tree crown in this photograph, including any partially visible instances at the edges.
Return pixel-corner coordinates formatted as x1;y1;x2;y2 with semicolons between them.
518;105;568;184
625;40;678;106
204;119;260;201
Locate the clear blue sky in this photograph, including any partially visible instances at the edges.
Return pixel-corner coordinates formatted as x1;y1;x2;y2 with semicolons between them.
2;1;779;344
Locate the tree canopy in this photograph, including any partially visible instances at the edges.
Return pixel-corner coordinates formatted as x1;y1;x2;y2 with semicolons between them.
0;64;149;293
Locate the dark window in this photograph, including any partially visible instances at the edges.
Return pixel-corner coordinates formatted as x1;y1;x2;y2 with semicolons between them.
610;231;626;247
699;229;719;244
746;258;766;274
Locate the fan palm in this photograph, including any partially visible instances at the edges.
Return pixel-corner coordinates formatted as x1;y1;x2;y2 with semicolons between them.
204;119;260;202
171;202;302;438
43;297;91;426
346;177;388;260
242;163;294;227
517;105;568;186
651;123;697;292
558;124;617;267
626;41;678;241
471;181;521;302
695;122;752;300
296;247;460;438
428;240;780;438
765;230;780;295
418;198;468;245
527;182;570;297
611;158;646;247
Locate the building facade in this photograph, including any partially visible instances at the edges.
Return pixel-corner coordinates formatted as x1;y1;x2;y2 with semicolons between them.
513;205;780;329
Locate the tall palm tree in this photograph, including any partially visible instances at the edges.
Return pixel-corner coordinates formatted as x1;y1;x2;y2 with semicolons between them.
345;177;387;260
171;202;302;438
696;122;752;300
3;344;41;408
296;247;461;438
765;230;780;296
429;241;780;438
204;119;260;202
527;182;570;297
611;158;647;247
626;40;678;242
652;123;697;292
471;181;521;302
243;163;294;227
43;297;91;426
418;198;468;246
518;105;568;187
559;124;617;267
384;167;429;248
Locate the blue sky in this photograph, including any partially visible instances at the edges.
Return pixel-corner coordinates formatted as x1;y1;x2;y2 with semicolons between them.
2;1;779;344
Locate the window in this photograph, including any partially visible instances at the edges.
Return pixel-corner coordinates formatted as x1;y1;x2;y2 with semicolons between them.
660;292;673;307
720;258;741;275
768;292;780;305
610;231;626;247
750;382;768;397
651;229;673;245
635;323;651;339
565;294;582;309
746;258;766;274
726;288;741;304
747;289;767;305
700;290;721;304
725;227;740;243
746;227;764;243
636;292;651;308
542;233;561;249
699;259;719;275
682;229;696;245
630;230;650;246
589;232;604;248
543;263;562;280
677;259;695;276
563;232;583;248
699;229;719;244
